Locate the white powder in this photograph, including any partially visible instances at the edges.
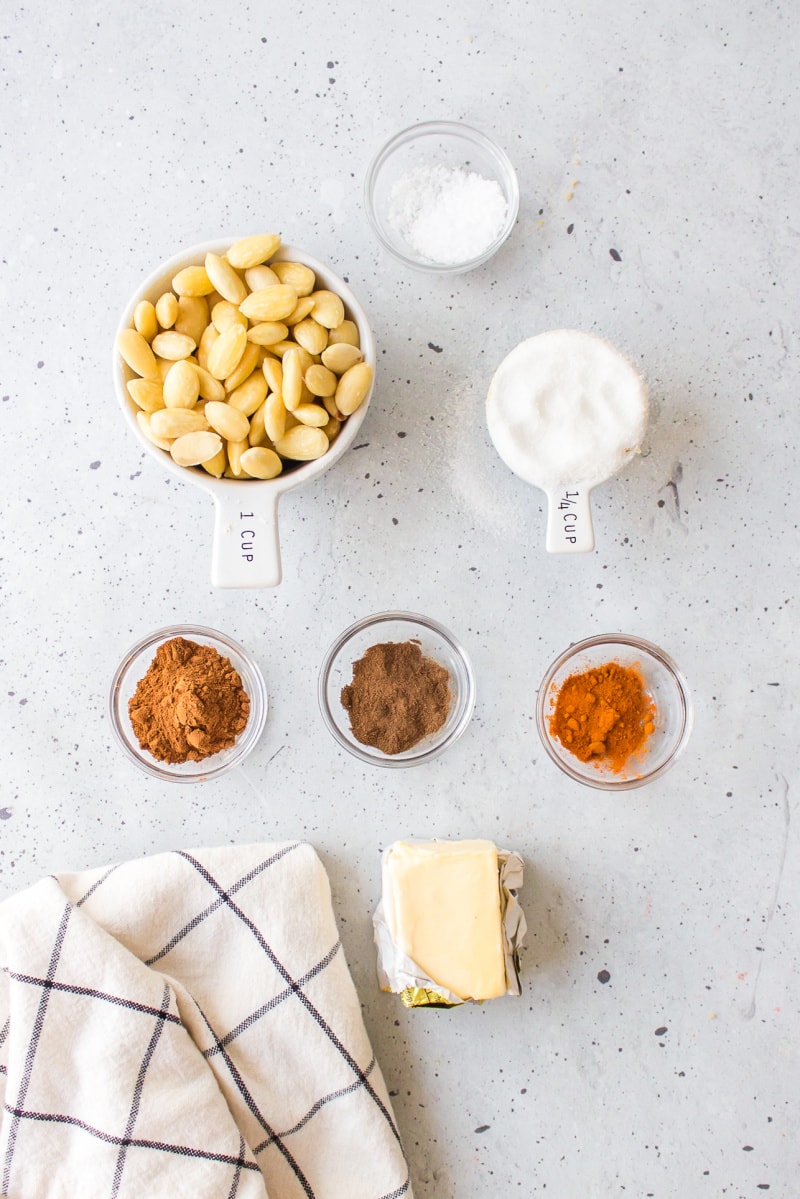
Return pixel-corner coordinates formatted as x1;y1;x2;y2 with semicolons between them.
388;164;508;264
486;330;649;491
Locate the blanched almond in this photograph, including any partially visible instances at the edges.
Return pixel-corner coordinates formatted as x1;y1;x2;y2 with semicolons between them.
227;233;282;269
137;410;173;451
204;400;250;442
224;341;260;392
197;323;219;370
228;371;267;416
172;265;214;296
174;295;209;345
326;319;360;347
127;378;164;413
304;364;338;397
335;361;374;416
240;446;283;479
244;264;279;290
292;317;328;356
247;403;268;447
321;343;362;374
151;330;196;361
201;443;227;477
155;292;179;329
150;407;208;438
207;323;247;379
263;390;286;443
274;425;328;460
310;289;345;330
284;295;316;326
133;300;158;341
239;284;298;323
227;438;249;476
163;360;200;409
247;321;289;346
204;252;247;305
211;300;247;333
118;328;159;379
170;430;223;467
194;363;226;401
281;348;304;412
262;356;283;395
322;393;344;419
272;261;316;296
292;402;328;428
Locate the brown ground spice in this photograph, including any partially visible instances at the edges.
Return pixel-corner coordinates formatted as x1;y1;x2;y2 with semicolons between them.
340;640;451;755
129;636;250;764
549;660;656;773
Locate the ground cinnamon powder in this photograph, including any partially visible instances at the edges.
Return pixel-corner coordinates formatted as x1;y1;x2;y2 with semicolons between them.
549;660;656;772
129;636;250;764
340;640;451;755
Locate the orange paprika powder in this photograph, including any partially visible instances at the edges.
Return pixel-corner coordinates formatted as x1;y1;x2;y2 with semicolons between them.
549;660;656;773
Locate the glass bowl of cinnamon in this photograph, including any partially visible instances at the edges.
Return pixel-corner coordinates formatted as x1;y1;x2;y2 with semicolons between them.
536;634;693;790
318;611;476;767
109;625;268;782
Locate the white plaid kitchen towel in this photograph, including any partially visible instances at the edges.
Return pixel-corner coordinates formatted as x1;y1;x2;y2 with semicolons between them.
0;842;411;1199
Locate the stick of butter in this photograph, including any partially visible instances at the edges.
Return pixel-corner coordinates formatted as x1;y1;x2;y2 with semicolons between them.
380;839;509;1002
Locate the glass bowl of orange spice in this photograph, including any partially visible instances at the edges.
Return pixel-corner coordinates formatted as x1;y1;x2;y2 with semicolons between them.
536;634;693;790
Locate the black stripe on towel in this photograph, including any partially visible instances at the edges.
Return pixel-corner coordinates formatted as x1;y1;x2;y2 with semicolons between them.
8;972;182;1026
203;940;342;1058
2;1104;262;1171
253;1058;377;1153
226;1134;247;1199
111;981;172;1197
180;851;403;1149
378;1178;411;1199
75;863;122;907
146;843;302;966
2;903;71;1193
191;998;317;1199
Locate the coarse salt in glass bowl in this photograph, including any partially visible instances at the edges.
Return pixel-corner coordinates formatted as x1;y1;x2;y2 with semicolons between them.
535;634;693;791
109;625;268;782
318;611;476;767
364;121;519;274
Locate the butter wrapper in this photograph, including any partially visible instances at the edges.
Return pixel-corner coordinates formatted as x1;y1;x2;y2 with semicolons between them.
373;844;527;1008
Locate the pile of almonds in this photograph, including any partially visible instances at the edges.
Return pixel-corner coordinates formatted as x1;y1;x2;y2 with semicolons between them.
117;234;373;480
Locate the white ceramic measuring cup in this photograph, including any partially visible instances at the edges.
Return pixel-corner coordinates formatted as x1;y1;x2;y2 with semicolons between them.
486;330;648;553
114;240;375;587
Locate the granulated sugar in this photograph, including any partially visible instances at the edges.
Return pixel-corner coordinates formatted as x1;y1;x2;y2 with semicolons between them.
388;164;508;264
486;330;649;491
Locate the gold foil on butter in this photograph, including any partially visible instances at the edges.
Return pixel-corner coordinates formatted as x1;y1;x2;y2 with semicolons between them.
400;987;460;1009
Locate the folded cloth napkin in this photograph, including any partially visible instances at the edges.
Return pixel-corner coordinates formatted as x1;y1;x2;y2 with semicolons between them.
0;842;411;1199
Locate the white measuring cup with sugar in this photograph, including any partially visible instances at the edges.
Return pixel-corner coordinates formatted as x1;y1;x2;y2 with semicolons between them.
486;330;648;553
114;240;376;588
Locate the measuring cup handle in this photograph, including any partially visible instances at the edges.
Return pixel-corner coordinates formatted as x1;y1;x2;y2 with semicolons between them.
545;487;595;553
210;490;282;587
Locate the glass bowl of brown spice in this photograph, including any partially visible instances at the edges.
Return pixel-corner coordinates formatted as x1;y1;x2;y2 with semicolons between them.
536;634;693;790
318;612;476;767
109;625;268;782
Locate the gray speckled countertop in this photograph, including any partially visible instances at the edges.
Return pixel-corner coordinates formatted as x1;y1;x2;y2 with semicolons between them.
2;1;799;1195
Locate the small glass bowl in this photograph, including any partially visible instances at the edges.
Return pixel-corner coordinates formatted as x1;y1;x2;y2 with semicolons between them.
109;625;268;782
318;611;476;767
364;120;519;274
536;634;693;790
